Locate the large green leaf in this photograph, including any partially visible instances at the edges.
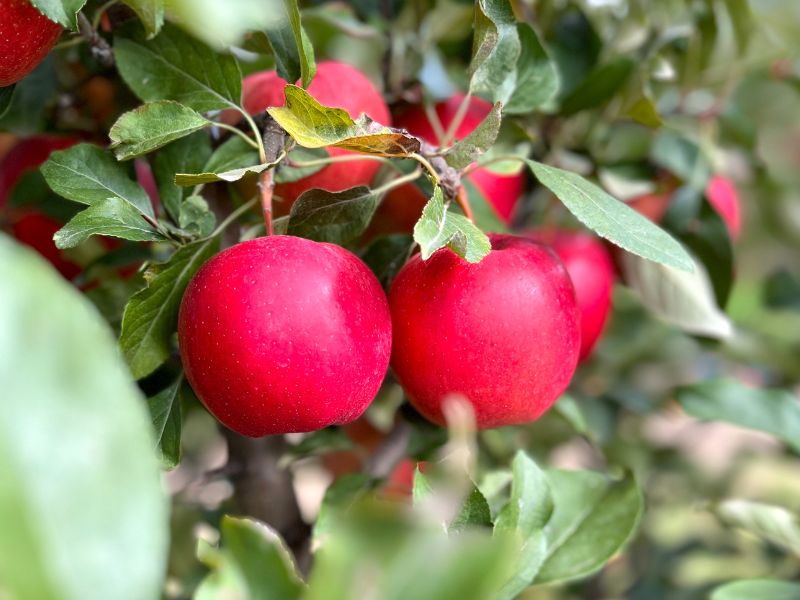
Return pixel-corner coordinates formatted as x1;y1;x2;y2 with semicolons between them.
286;185;383;245
678;379;800;453
714;500;800;558
147;376;183;470
0;85;14;119
560;58;634;116
153;132;212;223
621;251;733;339
29;0;85;29
41;144;155;218
414;186;491;263
506;24;559;114
119;237;220;379
263;0;317;88
0;234;168;600
196;516;304;600
443;102;502;169
267;85;419;155
114;24;242;113
122;0;165;38
54;197;167;248
110;101;210;161
533;470;643;585
526;160;694;271
469;0;521;104
711;579;800;600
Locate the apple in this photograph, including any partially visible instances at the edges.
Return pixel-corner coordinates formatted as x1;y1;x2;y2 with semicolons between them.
0;0;63;87
706;175;742;240
389;234;580;429
375;93;526;232
178;235;393;437
235;61;391;213
530;229;615;361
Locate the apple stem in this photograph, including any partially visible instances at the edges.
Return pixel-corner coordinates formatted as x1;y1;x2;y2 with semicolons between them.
455;186;475;223
411;152;440;186
441;92;473;148
259;170;275;236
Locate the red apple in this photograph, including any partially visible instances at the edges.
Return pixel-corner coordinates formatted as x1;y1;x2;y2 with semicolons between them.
235;61;391;213
178;235;393;437
10;212;81;279
530;230;614;361
385;94;526;226
0;0;63;86
706;175;741;240
389;234;580;429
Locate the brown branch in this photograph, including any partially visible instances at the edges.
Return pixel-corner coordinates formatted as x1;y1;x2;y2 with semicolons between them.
77;13;114;68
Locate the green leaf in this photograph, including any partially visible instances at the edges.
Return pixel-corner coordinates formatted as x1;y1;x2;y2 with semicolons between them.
54;197;166;249
462;177;509;233
764;269;800;311
443;102;502;169
197;516;304;600
361;234;414;289
264;0;317;88
153;132;212;223
29;0;85;29
286;185;382;245
506;24;559;114
412;467;434;506
42;144;155;218
178;195;216;237
711;579;800;600
267;85;419;156
494;451;553;599
526;160;694;271
0;85;14;119
560;58;634;116
620;251;733;339
625;95;663;128
414;186;491;263
119;237;220;379
312;474;371;549
450;487;492;532
678;379;800;453
650;131;711;190
114;24;242;113
203;135;261;174
0;234;168;600
533;470;643;585
275;147;328;183
110;101;210;161
174;161;276;186
147;376;182;469
469;0;521;104
122;0;165;38
714;500;800;558
723;0;756;55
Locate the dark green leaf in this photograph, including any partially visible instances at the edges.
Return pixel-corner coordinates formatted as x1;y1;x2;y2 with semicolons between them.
462;177;509;233
444;102;502;169
0;234;168;600
506;24;559;114
764;270;800;311
275;147;328;183
450;487;492;531
650;131;711;189
42;144;155;218
54;197;166;249
178;195;216;237
361;234;414;289
526;160;694;271
110;101;210;160
0;85;14;119
29;0;85;29
119;237;220;379
560;58;634;116
678;379;800;453
287;185;382;244
196;516;304;600
714;500;800;557
414;186;491;263
154;132;212;223
533;470;643;584
0;56;57;133
469;0;521;104
620;251;733;339
711;579;800;600
122;0;165;38
114;24;242;113
147;376;182;469
264;0;317;88
268;85;419;155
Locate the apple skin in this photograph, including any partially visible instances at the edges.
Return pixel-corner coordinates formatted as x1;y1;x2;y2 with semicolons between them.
389;234;580;429
706;175;741;240
530;230;615;361
0;0;63;87
385;94;526;226
0;135;82;278
237;61;391;213
178;235;393;437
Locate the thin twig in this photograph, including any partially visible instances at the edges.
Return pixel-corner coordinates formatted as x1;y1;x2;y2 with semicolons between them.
77;13;114;68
